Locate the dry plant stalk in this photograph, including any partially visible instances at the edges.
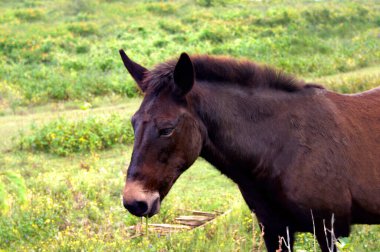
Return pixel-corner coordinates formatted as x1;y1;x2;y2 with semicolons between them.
310;209;317;252
252;213;256;251
323;214;337;252
258;223;265;251
278;227;291;252
251;216;265;252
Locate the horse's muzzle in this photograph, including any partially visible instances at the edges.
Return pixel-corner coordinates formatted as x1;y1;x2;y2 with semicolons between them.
122;181;160;217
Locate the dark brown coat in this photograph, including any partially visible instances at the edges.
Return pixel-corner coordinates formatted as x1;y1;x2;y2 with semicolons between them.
119;50;380;252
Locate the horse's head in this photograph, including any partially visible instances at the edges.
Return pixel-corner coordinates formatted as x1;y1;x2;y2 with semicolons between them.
119;50;204;217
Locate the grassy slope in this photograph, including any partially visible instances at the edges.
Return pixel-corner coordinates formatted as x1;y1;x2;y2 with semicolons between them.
0;0;380;251
0;0;379;112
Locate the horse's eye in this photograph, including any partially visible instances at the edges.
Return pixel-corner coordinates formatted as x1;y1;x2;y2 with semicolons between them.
159;128;174;137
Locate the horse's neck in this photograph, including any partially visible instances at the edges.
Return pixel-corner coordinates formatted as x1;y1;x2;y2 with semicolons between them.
192;85;304;182
191;86;327;185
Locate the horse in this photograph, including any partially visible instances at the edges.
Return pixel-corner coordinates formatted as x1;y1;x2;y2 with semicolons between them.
119;49;380;252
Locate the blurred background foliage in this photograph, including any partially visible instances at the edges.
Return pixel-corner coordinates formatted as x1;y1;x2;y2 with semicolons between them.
0;0;379;113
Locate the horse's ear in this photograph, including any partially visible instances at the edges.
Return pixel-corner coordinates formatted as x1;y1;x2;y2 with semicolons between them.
119;49;148;92
173;52;194;96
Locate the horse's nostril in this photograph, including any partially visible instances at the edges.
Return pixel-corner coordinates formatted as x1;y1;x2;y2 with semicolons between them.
122;198;129;209
135;200;148;213
123;199;148;217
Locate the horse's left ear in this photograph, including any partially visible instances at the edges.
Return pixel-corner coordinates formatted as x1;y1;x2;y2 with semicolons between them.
173;53;194;96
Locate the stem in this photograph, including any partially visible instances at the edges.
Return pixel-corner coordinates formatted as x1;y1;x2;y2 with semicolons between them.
145;216;149;235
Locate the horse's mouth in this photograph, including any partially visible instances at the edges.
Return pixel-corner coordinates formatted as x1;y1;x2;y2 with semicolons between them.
123;180;162;217
123;197;161;217
122;191;161;217
146;196;161;217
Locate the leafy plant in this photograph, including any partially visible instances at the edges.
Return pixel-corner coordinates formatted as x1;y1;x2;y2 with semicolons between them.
14;8;45;22
18;114;134;156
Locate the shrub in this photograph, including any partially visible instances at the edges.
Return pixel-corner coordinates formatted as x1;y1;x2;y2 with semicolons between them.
75;44;90;54
145;2;178;15
18;114;134;156
196;0;231;7
14;9;45;22
0;81;24;113
67;22;98;36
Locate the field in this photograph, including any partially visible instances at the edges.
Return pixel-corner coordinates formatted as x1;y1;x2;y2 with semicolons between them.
0;0;380;251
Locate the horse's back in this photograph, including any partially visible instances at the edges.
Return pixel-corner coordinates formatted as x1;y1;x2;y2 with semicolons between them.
327;87;380;223
350;86;380;98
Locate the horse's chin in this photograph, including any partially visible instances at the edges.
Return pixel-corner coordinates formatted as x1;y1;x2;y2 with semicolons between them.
146;196;161;218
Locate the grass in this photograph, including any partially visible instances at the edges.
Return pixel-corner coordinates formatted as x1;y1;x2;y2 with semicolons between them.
0;0;379;251
0;0;379;111
313;66;380;94
0;144;253;251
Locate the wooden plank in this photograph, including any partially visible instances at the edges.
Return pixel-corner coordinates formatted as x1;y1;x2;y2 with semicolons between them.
148;223;192;230
190;210;216;217
175;220;204;227
126;208;233;239
175;215;212;222
178;209;222;216
175;215;214;227
128;233;143;239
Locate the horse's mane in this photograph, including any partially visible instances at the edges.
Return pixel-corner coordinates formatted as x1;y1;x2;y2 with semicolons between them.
144;55;322;94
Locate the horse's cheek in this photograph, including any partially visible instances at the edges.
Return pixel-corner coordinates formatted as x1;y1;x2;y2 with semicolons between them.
187;128;202;162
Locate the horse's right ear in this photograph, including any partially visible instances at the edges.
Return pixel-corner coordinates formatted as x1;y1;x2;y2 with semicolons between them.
119;49;148;92
173;53;194;96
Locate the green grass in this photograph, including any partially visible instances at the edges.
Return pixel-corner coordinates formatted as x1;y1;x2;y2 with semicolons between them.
0;0;379;111
313;66;380;94
0;145;253;251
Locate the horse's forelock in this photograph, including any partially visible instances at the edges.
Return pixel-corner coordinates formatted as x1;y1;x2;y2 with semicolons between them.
143;60;177;96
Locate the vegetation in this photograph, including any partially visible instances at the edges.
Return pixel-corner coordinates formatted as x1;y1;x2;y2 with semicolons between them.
0;0;379;112
313;66;380;94
17;114;134;156
0;0;379;251
0;171;26;214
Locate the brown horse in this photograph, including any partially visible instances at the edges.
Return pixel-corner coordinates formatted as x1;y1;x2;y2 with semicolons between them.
119;49;380;252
